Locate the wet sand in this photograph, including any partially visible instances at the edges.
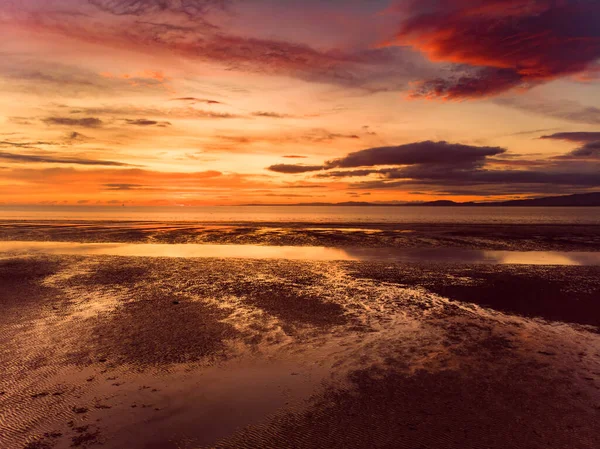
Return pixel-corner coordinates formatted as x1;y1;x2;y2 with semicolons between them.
1;220;600;251
1;227;600;448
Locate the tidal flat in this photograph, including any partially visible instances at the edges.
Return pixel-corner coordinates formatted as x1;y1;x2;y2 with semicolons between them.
1;248;599;448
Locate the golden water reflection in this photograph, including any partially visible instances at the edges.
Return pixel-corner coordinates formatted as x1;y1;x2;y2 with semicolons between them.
1;241;599;265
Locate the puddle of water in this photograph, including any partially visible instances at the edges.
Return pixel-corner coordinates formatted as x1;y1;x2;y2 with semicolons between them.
1;241;599;265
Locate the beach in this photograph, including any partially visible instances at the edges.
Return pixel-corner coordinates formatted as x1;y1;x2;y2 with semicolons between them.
1;219;599;449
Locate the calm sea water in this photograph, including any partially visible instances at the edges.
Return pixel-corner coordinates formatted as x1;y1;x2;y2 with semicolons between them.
1;206;600;224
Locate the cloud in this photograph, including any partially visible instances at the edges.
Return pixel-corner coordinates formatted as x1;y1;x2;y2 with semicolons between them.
66;132;90;142
350;168;600;189
316;169;379;178
124;119;171;126
8;5;425;92
103;183;146;190
270;138;600;196
283;155;307;159
0;151;131;166
0;140;55;149
556;141;600;159
495;98;600;125
171;97;223;105
324;141;506;169
540;131;600;160
409;67;526;101
267;164;323;174
541;132;600;143
43;117;104;128
88;0;229;17
388;0;600;99
68;105;239;120
252;111;294;119
301;130;360;143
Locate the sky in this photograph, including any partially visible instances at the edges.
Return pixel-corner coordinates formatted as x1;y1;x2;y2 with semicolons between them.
1;0;599;206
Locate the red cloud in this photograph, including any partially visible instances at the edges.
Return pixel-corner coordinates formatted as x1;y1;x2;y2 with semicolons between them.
387;0;600;100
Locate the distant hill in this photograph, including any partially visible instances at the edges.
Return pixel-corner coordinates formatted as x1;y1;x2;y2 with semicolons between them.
414;192;600;207
243;192;600;207
493;192;600;207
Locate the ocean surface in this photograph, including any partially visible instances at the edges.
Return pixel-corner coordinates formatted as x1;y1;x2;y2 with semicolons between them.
2;205;600;224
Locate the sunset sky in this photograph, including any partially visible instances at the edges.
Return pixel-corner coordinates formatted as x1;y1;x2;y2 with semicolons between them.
1;0;599;205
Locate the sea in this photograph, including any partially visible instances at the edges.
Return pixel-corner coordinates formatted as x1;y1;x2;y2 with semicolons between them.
1;205;600;224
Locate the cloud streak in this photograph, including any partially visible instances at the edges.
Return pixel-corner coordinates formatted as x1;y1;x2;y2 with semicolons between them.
0;151;131;166
43;117;104;128
267;164;323;174
124;119;171;126
541;132;600;143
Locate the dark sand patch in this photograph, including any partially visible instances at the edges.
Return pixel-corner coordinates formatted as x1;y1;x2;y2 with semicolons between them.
73;298;240;366
0;257;66;327
213;362;599;449
345;263;600;328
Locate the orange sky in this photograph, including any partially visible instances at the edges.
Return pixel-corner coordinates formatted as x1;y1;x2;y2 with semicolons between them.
1;0;599;205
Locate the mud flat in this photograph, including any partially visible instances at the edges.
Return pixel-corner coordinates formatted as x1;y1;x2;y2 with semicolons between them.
1;253;599;449
1;220;600;251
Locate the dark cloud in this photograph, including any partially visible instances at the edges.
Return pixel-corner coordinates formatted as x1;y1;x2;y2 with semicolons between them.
124;119;171;126
277;137;600;195
43;117;104;128
66;132;90;142
324;141;506;169
316;169;379;178
409;67;526;101
349;167;600;192
556;141;600;159
267;164;323;174
283;155;307;159
392;0;600;99
0;151;131;166
541;132;600;143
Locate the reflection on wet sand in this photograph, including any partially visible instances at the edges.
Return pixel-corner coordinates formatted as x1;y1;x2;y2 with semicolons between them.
1;241;600;265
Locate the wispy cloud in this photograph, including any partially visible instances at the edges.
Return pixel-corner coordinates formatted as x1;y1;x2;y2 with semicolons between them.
496;98;600;125
267;164;323;174
0;151;131;166
43;117;104;128
124;119;171;127
541;132;600;143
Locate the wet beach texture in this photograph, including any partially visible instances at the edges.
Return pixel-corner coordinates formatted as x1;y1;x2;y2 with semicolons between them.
1;223;600;448
1;220;600;251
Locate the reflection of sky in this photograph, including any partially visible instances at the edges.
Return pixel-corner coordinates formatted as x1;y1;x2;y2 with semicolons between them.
1;242;599;266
